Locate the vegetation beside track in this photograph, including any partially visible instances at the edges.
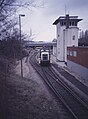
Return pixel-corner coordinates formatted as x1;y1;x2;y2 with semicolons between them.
0;56;62;119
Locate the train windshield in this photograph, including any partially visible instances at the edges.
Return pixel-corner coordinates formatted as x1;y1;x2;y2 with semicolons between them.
43;54;48;60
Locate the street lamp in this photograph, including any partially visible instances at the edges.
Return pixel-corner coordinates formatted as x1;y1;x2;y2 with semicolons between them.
19;14;25;78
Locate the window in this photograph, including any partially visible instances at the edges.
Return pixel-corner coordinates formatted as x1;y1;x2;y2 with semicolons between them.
75;21;77;26
60;22;63;26
73;51;77;57
72;21;75;26
69;22;71;26
43;54;48;60
64;22;66;25
67;50;70;55
68;50;77;57
70;51;73;56
58;34;60;37
73;35;75;40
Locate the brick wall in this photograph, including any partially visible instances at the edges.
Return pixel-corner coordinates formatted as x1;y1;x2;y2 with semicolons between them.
67;47;88;68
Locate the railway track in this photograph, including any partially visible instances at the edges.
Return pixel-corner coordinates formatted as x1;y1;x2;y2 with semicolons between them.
52;63;88;96
29;51;88;119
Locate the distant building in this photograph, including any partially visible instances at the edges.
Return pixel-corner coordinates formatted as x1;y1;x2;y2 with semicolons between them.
53;14;82;62
67;47;88;79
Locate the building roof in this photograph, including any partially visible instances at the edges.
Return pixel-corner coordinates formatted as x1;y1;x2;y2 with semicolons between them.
53;14;82;25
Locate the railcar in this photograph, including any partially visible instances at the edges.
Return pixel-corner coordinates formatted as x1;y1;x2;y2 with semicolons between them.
39;48;51;66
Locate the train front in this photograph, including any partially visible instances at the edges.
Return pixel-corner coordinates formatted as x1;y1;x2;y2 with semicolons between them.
39;49;51;66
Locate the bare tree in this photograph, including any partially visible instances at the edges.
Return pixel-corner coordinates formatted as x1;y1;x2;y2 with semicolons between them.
0;0;44;40
79;30;88;46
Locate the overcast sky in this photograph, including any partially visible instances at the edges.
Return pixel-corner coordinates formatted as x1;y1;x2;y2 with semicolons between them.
18;0;88;41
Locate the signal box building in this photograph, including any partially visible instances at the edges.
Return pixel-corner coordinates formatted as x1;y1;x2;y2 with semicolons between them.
53;14;82;62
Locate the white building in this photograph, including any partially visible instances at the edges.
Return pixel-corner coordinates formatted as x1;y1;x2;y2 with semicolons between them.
53;14;82;62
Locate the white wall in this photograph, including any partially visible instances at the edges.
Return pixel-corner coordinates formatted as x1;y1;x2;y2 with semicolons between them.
63;27;79;62
56;24;66;61
67;60;88;80
53;46;56;56
56;23;79;62
67;27;79;47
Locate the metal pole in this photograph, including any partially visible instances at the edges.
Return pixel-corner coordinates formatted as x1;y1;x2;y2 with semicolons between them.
19;14;24;78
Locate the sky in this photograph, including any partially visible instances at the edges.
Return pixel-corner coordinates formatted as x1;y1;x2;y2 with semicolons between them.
17;0;88;42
